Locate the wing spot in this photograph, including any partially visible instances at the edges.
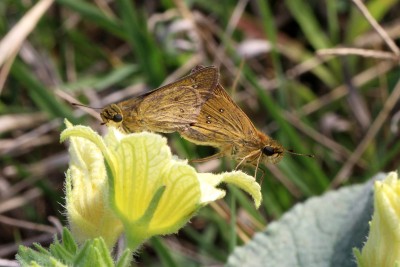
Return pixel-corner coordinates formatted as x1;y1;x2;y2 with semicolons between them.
180;108;184;113
219;108;224;113
206;120;211;124
206;115;212;119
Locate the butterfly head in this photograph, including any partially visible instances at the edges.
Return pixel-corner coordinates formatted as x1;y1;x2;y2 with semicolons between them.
257;132;314;165
261;139;285;164
100;104;124;127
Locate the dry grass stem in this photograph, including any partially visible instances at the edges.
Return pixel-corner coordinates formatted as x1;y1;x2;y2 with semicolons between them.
317;48;398;61
301;61;395;115
352;0;400;56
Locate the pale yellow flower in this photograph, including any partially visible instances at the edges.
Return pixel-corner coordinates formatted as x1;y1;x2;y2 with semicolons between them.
63;120;122;248
61;120;261;250
354;171;400;267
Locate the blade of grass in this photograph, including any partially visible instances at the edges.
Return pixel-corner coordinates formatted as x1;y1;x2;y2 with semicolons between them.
150;237;179;267
11;60;76;123
326;0;340;43
116;0;166;87
261;179;289;218
280;42;338;87
60;64;139;92
92;65;139;91
256;0;286;106
346;0;398;41
183;219;227;262
372;136;400;174
285;0;340;76
277;159;316;195
229;186;266;225
285;0;332;50
56;0;125;39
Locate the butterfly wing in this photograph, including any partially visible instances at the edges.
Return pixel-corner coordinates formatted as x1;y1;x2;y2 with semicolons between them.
117;66;219;133
166;66;219;102
180;84;259;148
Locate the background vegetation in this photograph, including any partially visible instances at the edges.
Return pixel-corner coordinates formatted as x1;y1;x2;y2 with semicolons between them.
1;0;399;266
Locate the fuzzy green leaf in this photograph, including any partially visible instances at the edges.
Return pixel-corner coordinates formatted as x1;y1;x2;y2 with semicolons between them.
227;174;385;267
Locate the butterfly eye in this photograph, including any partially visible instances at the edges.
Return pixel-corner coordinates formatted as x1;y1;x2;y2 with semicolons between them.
113;114;123;122
262;146;275;156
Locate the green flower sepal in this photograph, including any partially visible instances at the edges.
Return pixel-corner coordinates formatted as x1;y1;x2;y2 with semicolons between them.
61;120;262;250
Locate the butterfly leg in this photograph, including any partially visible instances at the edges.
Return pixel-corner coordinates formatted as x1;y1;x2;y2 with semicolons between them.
257;167;265;186
254;151;263;184
235;156;248;170
235;149;260;170
235;150;264;184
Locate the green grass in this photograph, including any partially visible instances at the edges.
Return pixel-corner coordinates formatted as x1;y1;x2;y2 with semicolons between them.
1;0;400;266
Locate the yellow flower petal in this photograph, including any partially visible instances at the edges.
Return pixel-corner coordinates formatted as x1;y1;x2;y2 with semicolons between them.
62;120;122;248
111;132;173;221
198;171;262;208
355;171;400;267
149;162;201;233
96;131;203;248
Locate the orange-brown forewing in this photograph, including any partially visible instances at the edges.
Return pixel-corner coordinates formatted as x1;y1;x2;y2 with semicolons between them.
100;66;219;133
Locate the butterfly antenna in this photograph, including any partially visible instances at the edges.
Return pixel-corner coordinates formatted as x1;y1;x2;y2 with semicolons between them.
71;102;103;110
286;149;314;158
